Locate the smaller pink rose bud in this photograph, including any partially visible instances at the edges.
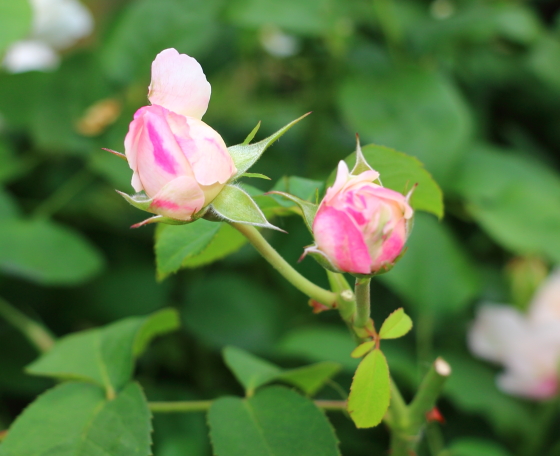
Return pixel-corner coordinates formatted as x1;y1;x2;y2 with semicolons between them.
307;160;413;275
123;48;237;221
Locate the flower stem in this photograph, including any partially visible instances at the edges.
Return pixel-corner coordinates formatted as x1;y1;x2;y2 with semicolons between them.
231;223;336;307
0;297;55;353
353;277;371;329
148;399;347;413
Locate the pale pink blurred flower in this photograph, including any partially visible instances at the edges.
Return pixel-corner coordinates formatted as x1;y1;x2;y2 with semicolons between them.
306;160;413;275
469;270;560;399
124;49;236;221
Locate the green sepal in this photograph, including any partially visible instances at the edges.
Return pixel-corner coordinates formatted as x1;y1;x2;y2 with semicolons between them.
350;135;378;180
242;172;271;180
301;245;341;273
242;121;261;145
116;190;153;212
130;215;191;229
228;112;311;181
268;191;318;233
207;184;283;231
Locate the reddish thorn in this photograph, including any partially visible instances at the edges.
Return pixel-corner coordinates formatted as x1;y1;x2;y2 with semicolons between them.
425;407;445;424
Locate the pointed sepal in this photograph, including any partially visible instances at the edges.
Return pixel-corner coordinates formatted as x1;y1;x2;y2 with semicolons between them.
207;184;283;231
300;244;341;273
242;121;261;145
267;191;318;233
131;215;191;229
350;135;381;185
116;190;153;212
228;112;311;181
102;148;127;161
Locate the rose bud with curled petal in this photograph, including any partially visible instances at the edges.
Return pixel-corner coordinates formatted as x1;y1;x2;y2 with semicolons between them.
306;161;413;275
123;48;236;221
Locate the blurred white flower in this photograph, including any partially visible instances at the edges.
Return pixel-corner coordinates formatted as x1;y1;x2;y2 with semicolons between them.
259;25;300;58
3;0;93;73
469;270;560;399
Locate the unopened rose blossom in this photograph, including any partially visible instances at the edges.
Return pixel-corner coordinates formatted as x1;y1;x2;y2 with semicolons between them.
306;160;413;275
124;49;237;221
469;270;560;399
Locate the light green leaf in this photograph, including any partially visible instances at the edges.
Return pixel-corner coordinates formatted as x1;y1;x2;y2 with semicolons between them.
379;214;480;315
155;220;246;278
379;308;413;340
0;382;152;456
228;113;310;181
0;0;32;54
350;341;375;359
223;346;282;395
208;386;340;456
453;144;560;264
347;349;390;428
0;219;104;286
339;144;443;218
26;309;180;394
210;184;280;230
338;67;473;188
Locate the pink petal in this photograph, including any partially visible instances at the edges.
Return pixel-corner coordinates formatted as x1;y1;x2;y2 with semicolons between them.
132;105;194;197
150;175;206;220
148;48;211;120
363;186;414;219
529;269;560;323
313;205;372;274
166;113;236;186
370;220;406;269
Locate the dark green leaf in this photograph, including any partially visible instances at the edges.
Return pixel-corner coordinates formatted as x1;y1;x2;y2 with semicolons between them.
379;214;480;315
338;67;473;187
208;386;340;456
0;382;152;456
347;349;391;428
448;438;513;456
275;362;341;396
0;219;104;286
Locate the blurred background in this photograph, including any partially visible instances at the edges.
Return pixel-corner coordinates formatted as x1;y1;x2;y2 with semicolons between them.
1;0;560;455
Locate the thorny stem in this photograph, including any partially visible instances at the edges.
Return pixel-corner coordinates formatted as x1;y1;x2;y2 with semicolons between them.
0;297;55;353
231;223;336;307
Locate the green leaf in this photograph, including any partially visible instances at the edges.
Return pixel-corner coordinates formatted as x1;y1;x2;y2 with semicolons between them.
347;349;390;428
379;213;480;315
350;341;375;359
378;308;413;340
448;438;513;456
0;187;20;221
0;382;152;456
0;0;32;54
338;67;473;188
100;0;221;84
0;140;25;184
27;309;180;394
275;362;341;396
208;386;340;456
183;273;281;351
223;346;340;396
338;144;443;218
223;346;282;395
155;220;246;278
453;145;560;264
0;219;104;286
277;326;359;372
210;184;280;230
228;113;310;181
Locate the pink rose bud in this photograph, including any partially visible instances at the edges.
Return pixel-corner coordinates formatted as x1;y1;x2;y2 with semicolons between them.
307;160;413;275
124;48;236;221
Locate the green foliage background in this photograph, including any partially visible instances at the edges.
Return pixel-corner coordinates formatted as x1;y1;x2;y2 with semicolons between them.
1;0;560;455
